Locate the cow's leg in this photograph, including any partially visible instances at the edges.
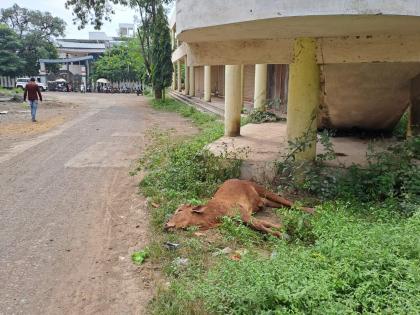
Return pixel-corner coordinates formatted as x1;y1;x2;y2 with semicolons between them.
238;207;282;237
260;220;282;230
245;217;282;238
261;198;283;208
249;182;314;214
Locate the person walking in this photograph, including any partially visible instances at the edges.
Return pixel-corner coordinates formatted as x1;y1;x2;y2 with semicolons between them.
23;78;43;122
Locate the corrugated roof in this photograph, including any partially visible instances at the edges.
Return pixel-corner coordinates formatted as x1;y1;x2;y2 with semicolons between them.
56;40;106;49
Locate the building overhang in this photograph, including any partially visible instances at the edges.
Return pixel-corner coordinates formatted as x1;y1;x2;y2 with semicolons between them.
39;55;94;64
177;34;420;66
173;0;420;66
176;0;420;42
171;43;188;63
178;15;420;43
58;48;106;54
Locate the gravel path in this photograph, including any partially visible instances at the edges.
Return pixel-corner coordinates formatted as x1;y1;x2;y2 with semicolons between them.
0;93;197;314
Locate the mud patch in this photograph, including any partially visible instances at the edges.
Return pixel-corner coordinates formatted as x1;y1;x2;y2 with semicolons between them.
0;115;67;137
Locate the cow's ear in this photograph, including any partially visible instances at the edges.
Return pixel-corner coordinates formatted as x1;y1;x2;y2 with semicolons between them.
192;206;205;213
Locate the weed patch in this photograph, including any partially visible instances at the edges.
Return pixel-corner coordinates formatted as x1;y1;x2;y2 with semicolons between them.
278;131;420;214
245;109;281;124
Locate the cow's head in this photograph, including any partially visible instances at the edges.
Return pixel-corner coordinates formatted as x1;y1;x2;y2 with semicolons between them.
164;204;207;230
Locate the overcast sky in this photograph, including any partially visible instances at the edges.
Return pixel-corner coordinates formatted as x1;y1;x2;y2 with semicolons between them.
1;0;138;39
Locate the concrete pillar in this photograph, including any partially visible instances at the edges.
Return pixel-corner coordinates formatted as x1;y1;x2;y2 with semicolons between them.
225;65;242;137
408;104;420;136
40;62;46;73
254;64;268;110
240;65;244;108
39;62;47;85
177;60;181;92
171;29;175;50
86;60;90;84
409;75;420;136
172;65;176;90
184;58;189;95
287;38;320;161
189;66;195;96
204;65;211;102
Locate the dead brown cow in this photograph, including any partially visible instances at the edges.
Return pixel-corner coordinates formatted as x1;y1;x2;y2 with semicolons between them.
164;179;314;237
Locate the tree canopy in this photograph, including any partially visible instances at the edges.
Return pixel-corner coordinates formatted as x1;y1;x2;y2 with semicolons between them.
66;0;173;99
151;5;173;99
65;0;172;30
1;4;66;42
0;4;65;76
0;24;25;77
93;39;146;83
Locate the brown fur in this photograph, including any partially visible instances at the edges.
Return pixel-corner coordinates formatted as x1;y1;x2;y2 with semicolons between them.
164;179;314;237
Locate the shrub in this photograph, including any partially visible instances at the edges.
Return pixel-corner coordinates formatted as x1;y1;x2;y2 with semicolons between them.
278;131;419;213
246;109;280;124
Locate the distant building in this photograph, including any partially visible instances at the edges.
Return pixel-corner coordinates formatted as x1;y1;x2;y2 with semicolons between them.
118;23;135;37
39;25;135;87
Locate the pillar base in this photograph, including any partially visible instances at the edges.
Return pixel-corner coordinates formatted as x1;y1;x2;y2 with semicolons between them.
286;37;320;161
204;65;212;102
409;75;420;136
225;65;242;137
189;66;195;97
177;60;182;92
254;64;268;110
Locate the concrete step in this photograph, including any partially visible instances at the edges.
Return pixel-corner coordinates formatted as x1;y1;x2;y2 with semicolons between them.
169;91;225;118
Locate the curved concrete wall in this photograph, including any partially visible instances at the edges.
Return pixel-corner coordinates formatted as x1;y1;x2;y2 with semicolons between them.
177;0;420;30
177;0;420;41
320;63;420;130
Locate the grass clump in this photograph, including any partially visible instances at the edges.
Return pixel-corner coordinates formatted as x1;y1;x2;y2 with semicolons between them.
219;215;266;246
0;87;21;96
245;109;280;124
131;249;149;265
0;87;23;102
278;132;419;214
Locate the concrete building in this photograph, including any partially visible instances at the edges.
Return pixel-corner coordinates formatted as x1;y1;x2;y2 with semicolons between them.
170;0;420;160
39;28;132;87
118;23;135;37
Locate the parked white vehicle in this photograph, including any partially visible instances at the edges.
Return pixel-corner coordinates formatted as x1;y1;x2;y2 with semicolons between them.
15;77;48;91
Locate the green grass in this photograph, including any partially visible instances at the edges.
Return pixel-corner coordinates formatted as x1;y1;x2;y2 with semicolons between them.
0;87;21;96
136;97;420;315
153;203;420;315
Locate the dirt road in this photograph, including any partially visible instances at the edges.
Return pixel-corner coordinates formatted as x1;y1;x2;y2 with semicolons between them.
0;93;196;314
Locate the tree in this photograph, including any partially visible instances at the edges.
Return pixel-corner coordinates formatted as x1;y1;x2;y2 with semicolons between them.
151;6;172;99
93;39;146;84
0;5;30;38
1;4;66;42
66;0;173;99
65;0;128;30
1;4;65;75
0;24;25;77
19;32;60;75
